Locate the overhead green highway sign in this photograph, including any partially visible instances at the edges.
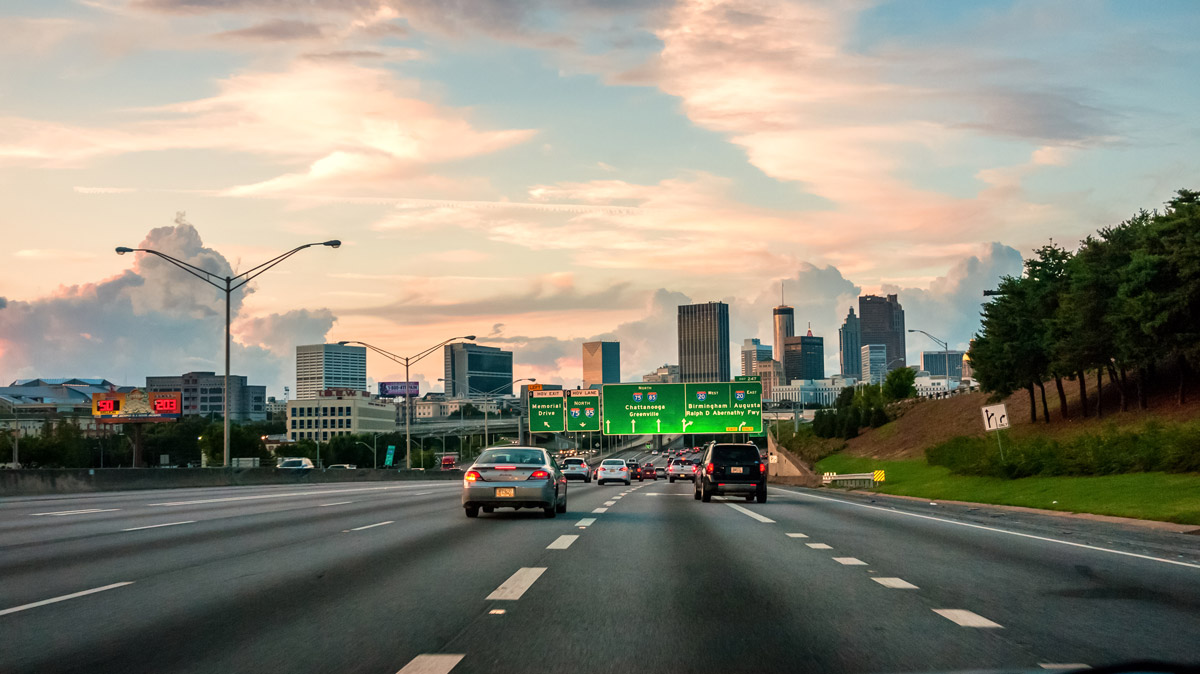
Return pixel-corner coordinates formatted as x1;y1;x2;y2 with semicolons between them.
734;375;761;382
566;389;601;432
528;390;566;433
600;382;762;435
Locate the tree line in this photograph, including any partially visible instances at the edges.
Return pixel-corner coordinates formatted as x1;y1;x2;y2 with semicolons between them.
811;368;915;439
969;189;1200;422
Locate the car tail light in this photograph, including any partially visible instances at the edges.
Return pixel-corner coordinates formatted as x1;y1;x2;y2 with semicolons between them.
759;462;766;474
465;470;482;482
705;462;714;475
620;467;628;472
528;469;551;480
495;465;516;470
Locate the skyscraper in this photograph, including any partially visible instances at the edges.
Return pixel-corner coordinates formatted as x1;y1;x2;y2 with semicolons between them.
296;343;367;400
773;304;794;371
739;338;772;376
859;294;906;371
444;343;514;398
839;307;861;379
678;301;730;382
922;351;965;380
582;341;621;388
781;327;824;382
861;344;888;385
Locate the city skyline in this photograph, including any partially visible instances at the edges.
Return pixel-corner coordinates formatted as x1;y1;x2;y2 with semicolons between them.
1;2;1196;394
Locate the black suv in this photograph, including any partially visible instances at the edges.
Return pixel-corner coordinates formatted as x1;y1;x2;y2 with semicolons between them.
695;443;767;503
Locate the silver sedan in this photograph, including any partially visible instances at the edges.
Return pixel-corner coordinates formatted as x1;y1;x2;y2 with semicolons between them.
462;446;568;518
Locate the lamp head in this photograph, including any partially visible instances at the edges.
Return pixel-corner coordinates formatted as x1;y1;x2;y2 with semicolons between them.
322;240;342;249
336;340;350;345
115;247;134;255
464;335;476;341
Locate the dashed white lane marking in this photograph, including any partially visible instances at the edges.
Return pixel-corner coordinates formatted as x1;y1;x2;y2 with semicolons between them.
488;609;506;615
604;500;617;506
575;518;596;527
395;653;464;674
486;567;547;600
122;521;195;532
773;488;1200;570
31;509;120;517
833;557;867;566
786;533;808;538
592;507;608;513
1038;665;1089;670
645;493;691;496
0;582;134;617
349;521;393;531
933;609;1003;628
612;496;623;500
319;501;355;507
547;535;579;550
872;577;919;589
147;484;449;506
725;503;775;523
806;543;833;549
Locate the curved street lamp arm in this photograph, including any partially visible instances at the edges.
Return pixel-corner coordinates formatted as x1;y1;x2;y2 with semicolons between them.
231;242;336;290
131;249;225;290
908;328;948;351
409;336;468;365
345;341;409;366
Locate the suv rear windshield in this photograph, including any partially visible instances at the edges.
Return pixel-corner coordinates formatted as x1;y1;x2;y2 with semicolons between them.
711;445;761;463
675;459;693;466
601;459;626;466
477;449;545;465
563;458;586;466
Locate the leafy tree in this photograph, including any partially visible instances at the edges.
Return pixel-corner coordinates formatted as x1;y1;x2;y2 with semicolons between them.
882;367;917;402
869;406;889;428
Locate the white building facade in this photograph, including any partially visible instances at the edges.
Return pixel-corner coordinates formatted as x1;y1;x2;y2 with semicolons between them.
287;389;397;442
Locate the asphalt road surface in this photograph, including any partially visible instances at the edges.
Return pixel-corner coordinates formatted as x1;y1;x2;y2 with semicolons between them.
3;467;1198;674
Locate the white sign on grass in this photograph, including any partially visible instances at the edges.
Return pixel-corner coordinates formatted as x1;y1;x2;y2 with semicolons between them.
981;404;1009;431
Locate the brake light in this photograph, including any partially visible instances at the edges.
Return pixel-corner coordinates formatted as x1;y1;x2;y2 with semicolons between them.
759;462;766;474
705;462;714;475
465;470;482;482
528;470;551;480
495;465;517;470
620;467;628;472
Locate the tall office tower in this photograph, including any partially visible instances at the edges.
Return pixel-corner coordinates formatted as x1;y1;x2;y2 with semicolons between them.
839;307;862;378
582;341;621;388
922;351;965;380
678;301;731;382
773;302;795;375
859;294;906;371
861;344;888;385
444;343;514;398
296;343;367;400
739;338;773;376
781;327;825;382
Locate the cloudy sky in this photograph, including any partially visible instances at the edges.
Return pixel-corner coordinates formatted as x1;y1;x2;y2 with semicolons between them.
1;0;1197;395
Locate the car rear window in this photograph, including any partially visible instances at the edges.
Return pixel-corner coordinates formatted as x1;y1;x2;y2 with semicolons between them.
477;448;545;465
563;458;585;466
676;459;693;466
601;459;626;466
280;460;304;468
711;445;761;463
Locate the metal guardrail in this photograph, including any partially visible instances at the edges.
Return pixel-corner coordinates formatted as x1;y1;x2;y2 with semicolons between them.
821;470;885;488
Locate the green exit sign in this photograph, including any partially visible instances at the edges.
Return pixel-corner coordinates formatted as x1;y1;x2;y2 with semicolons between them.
528;390;566;433
566;390;601;432
601;382;762;435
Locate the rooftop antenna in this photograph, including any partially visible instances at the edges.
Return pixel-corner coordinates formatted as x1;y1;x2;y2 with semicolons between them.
781;282;785;306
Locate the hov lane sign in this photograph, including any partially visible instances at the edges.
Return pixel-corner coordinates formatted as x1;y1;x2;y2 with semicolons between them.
981;404;1009;431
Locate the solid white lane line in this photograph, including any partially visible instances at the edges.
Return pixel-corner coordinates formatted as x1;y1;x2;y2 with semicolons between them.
349;521;394;531
148;484;450;506
319;501;355;507
806;543;833;549
873;577;919;589
486;567;546;600
725;503;775;523
395;654;464;674
773;488;1200;570
547;535;579;550
933;609;1003;628
646;493;691;496
786;533;808;538
31;509;120;516
833;557;867;566
122;521;195;532
1039;665;1089;670
0;582;134;617
592;507;608;513
604;500;616;506
575;517;596;527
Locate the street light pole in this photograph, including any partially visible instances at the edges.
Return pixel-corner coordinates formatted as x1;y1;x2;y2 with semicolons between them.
338;337;476;470
116;238;340;467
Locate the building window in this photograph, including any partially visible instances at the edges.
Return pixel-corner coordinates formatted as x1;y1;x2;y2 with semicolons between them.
322;432;328;441
290;432;296;440
290;420;296;429
322;419;328;428
306;419;313;429
337;418;344;429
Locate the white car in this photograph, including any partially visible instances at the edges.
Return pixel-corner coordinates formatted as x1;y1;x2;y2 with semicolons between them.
651;450;659;455
277;457;314;470
668;458;695;482
561;457;592;482
596;459;631;486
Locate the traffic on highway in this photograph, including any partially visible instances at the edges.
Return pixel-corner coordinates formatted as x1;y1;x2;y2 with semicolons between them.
3;440;1198;674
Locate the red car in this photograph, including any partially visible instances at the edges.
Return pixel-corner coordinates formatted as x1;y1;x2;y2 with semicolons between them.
642;462;657;480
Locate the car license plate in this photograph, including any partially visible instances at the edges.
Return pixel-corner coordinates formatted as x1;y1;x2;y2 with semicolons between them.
495;487;515;497
731;467;743;474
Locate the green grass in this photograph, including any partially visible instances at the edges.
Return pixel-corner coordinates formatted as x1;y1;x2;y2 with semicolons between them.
815;455;1200;525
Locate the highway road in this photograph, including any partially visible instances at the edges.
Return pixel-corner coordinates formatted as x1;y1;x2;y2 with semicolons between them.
2;465;1199;674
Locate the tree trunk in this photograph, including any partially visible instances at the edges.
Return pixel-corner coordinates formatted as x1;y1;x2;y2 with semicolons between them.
1137;366;1148;410
1054;374;1068;420
1120;365;1131;411
1027;383;1037;423
1077;369;1090;418
1108;363;1126;412
1037;380;1050;423
1096;367;1104;418
1179;354;1190;405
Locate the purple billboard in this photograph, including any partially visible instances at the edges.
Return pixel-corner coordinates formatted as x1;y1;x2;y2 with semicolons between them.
379;381;420;397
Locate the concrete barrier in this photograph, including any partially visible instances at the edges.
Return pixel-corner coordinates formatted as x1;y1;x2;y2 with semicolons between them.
0;468;463;497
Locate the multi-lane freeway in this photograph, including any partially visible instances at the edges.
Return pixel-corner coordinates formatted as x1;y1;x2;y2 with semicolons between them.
3;450;1198;674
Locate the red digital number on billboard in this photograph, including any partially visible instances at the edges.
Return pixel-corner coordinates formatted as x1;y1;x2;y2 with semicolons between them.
153;398;180;413
97;399;119;412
